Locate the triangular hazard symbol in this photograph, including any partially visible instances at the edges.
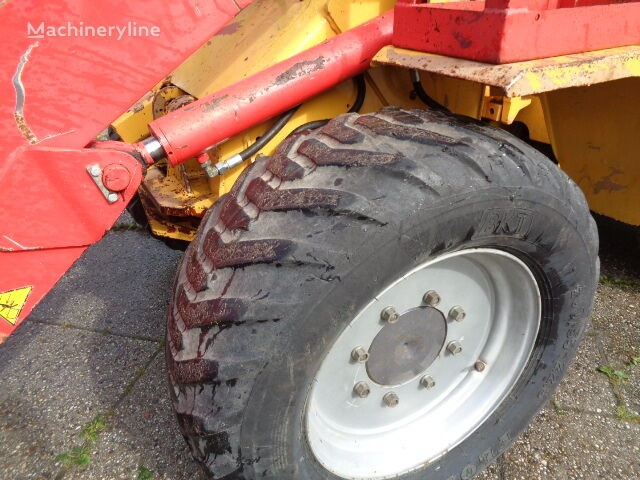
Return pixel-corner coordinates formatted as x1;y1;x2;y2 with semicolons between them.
0;286;32;325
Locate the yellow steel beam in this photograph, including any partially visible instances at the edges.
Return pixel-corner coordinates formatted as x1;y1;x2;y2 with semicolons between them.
374;45;640;98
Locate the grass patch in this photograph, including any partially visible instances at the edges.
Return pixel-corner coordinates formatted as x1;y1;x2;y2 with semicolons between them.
616;405;640;424
599;275;640;290
56;445;92;468
597;363;640;425
597;365;630;381
56;414;108;469
136;465;155;480
552;399;567;415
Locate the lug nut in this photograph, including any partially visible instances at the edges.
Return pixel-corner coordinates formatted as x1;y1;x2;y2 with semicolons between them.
446;340;463;355
422;290;441;306
380;306;399;324
383;392;399;407
448;305;466;322
420;375;436;389
89;165;101;177
351;346;370;363
353;381;370;398
474;360;487;372
107;192;119;203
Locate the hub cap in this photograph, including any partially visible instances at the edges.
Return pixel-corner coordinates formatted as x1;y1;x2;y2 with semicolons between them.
367;307;447;386
305;249;541;479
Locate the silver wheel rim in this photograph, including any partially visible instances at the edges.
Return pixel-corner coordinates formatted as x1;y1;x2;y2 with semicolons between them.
305;248;541;479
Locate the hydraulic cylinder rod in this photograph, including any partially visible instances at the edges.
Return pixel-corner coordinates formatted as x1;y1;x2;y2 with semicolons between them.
139;12;394;166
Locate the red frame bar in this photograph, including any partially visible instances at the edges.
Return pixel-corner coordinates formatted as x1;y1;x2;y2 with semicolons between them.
144;12;394;166
393;0;640;64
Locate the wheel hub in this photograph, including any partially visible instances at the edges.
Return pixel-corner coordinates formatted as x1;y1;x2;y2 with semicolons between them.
306;248;541;479
366;307;446;386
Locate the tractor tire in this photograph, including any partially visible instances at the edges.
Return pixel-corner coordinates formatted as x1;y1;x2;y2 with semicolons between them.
166;107;599;480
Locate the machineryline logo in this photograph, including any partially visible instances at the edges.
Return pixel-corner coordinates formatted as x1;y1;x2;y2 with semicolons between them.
27;21;161;40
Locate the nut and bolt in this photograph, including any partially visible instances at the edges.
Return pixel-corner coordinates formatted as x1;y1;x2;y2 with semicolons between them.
351;346;370;363
383;392;399;407
448;305;466;322
446;340;463;355
102;164;132;192
353;381;371;398
380;306;400;324
107;192;119;203
89;165;101;177
474;360;487;372
422;290;441;306
420;375;436;389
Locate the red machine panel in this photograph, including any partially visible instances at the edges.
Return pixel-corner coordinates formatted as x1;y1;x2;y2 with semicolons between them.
0;0;254;339
394;0;640;64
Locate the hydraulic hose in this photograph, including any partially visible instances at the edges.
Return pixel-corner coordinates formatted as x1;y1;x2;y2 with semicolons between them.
410;70;446;111
210;75;368;177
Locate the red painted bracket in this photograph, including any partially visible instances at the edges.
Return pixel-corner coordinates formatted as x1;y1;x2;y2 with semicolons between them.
0;146;143;340
393;0;640;64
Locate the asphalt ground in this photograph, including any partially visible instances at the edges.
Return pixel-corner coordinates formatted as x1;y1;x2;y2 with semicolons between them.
1;213;638;480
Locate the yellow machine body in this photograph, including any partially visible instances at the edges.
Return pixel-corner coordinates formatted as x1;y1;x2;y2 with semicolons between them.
111;0;640;239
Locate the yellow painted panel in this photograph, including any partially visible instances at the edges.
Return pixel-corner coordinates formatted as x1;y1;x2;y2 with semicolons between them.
328;0;396;31
171;0;335;98
542;78;640;225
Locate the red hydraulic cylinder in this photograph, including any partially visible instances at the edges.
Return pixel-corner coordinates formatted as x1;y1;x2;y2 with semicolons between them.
145;12;394;167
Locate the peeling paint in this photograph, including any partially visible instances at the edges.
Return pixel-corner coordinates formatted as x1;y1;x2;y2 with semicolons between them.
274;58;327;85
593;168;627;194
37;129;75;144
12;42;39;144
1;236;38;251
218;21;242;36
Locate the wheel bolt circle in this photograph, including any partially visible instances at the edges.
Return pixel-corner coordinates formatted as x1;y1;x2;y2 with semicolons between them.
383;392;399;407
474;360;487;372
422;290;441;306
380;306;399;324
448;305;466;322
351;346;370;363
420;375;436;389
353;381;370;398
446;340;463;355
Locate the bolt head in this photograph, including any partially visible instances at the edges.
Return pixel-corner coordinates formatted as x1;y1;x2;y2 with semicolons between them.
474;360;487;372
107;192;119;203
422;290;441;306
89;165;101;177
353;381;370;398
380;306;399;324
102;164;132;192
383;392;399;407
448;305;466;322
420;375;435;389
446;340;463;355
351;346;369;363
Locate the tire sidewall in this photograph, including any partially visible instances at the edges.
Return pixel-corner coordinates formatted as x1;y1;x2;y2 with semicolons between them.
238;186;597;480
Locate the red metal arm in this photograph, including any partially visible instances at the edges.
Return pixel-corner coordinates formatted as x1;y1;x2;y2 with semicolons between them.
142;12;395;167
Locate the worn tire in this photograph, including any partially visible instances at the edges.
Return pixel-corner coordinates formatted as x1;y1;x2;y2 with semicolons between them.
166;107;599;479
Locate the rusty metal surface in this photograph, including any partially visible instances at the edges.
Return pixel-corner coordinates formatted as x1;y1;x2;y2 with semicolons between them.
374;45;640;97
140;166;212;219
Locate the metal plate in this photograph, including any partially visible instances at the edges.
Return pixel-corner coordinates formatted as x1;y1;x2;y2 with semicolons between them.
373;45;640;97
367;307;446;386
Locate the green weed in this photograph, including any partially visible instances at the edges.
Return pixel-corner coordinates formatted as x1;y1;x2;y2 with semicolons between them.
597;365;630;381
55;414;108;469
135;465;155;480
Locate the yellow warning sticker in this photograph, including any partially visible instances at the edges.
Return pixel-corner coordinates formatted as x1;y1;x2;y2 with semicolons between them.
0;286;33;325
